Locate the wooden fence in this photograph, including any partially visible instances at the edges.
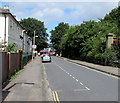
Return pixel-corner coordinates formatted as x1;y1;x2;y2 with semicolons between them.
0;52;9;83
0;52;31;84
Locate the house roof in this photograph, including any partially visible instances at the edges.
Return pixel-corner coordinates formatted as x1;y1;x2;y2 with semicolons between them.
0;8;24;30
0;7;32;39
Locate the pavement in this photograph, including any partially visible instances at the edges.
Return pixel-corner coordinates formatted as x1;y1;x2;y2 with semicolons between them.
60;56;120;78
2;56;53;102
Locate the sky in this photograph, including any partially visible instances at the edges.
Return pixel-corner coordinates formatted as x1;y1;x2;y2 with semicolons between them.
0;1;119;43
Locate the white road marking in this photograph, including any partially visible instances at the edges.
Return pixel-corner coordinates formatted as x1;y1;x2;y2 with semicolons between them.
80;82;83;85
85;87;90;90
66;72;68;74
52;61;90;91
72;77;75;79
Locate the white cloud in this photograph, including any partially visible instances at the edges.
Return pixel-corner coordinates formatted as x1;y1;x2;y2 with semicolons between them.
6;2;118;21
31;7;65;23
1;0;120;2
2;2;118;35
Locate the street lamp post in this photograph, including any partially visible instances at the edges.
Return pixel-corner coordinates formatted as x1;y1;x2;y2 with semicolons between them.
32;31;38;59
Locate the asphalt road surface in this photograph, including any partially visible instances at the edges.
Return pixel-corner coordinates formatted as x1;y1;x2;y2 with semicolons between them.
44;56;118;101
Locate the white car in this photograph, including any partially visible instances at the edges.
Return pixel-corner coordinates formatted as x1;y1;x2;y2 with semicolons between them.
41;54;51;62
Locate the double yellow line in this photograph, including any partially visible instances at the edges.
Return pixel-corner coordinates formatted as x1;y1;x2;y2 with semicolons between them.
52;91;60;103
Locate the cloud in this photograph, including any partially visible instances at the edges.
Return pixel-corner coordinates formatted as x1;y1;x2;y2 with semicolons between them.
2;2;118;35
6;2;118;21
1;0;120;2
38;8;64;22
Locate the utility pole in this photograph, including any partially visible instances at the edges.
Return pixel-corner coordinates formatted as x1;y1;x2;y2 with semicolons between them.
32;31;35;59
32;31;38;59
33;31;35;47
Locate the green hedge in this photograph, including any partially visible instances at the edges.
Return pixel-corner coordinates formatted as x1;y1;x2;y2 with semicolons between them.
22;54;32;67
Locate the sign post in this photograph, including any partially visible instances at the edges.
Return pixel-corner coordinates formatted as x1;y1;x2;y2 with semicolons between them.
32;31;36;59
32;31;38;59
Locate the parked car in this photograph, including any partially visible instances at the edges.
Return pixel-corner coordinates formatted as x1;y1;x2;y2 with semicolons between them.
41;54;51;62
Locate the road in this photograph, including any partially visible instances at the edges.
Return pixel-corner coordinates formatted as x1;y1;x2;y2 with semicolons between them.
44;56;118;101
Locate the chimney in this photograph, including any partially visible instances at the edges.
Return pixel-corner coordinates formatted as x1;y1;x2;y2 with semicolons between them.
4;5;9;11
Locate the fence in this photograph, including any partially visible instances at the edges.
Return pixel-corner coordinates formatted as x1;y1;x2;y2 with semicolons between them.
0;52;32;84
0;52;9;83
8;53;19;77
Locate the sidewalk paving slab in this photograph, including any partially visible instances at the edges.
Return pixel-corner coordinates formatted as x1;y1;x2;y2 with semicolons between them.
2;56;53;102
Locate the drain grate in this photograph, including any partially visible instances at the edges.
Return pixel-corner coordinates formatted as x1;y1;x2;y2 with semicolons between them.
4;82;35;91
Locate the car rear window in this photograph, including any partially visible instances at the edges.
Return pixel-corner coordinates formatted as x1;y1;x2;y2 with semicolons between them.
40;52;48;55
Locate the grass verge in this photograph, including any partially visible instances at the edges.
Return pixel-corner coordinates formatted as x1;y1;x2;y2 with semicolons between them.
9;69;24;81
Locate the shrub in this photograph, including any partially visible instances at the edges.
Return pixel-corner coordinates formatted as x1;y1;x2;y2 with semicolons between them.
94;53;104;64
103;48;118;65
6;43;17;53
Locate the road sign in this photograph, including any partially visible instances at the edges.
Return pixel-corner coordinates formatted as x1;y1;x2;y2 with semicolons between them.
32;45;37;49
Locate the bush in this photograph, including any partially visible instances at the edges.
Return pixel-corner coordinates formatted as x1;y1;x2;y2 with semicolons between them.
6;43;17;52
86;51;94;62
103;48;118;65
94;53;104;64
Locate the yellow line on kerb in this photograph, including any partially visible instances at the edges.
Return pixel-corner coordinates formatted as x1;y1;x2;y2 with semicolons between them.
55;91;60;102
52;91;56;102
52;91;60;103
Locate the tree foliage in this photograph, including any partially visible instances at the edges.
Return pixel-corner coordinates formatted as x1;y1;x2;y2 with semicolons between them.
20;18;48;51
50;22;69;54
51;7;119;65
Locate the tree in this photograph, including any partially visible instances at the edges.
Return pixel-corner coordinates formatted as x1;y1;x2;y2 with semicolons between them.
102;7;120;37
50;22;69;54
20;18;48;51
102;7;120;60
50;7;119;66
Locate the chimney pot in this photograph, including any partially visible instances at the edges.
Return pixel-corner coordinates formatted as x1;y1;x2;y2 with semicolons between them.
4;5;9;11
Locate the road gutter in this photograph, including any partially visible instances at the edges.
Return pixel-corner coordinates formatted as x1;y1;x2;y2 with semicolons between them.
41;63;54;101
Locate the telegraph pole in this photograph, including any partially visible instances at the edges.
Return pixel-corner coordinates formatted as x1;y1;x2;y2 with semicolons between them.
32;31;35;59
33;31;35;47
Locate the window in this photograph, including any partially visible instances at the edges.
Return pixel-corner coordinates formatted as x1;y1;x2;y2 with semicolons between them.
10;20;12;29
